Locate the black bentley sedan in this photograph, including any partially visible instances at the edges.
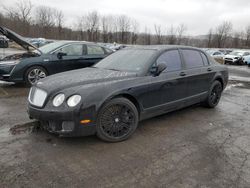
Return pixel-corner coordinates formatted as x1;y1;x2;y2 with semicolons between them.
0;27;112;85
28;46;228;142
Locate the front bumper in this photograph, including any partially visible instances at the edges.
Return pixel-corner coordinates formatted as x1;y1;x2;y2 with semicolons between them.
28;105;97;137
0;64;15;81
224;58;242;64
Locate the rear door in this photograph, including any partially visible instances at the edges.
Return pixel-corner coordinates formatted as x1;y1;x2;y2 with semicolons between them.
85;45;108;66
180;49;215;99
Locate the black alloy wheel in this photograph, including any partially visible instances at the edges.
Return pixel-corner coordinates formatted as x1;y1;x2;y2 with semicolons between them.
204;80;223;108
96;98;138;142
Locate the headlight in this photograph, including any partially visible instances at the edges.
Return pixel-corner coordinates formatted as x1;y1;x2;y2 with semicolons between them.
67;95;81;107
53;93;65;107
0;60;20;66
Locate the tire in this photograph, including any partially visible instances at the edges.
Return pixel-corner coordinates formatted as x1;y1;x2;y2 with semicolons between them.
96;98;139;142
204;80;223;108
25;66;48;86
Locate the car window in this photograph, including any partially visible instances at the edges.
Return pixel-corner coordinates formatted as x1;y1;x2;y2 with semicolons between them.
214;52;221;55
58;44;83;56
201;53;209;65
87;45;105;55
182;49;204;69
156;50;182;72
243;52;250;56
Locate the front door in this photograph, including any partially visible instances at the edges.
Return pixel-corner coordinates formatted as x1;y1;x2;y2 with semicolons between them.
143;49;187;112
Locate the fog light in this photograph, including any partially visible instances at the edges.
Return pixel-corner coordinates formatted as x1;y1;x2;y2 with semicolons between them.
80;119;91;124
62;121;74;131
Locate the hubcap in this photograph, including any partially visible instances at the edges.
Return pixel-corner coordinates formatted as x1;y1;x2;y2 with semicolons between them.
100;104;135;138
28;68;46;84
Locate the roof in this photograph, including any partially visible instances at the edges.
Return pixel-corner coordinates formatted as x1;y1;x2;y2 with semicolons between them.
125;45;201;51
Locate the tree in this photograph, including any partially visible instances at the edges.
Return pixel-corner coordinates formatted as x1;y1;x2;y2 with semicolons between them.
214;21;232;48
2;0;33;35
207;28;213;48
245;25;250;47
167;25;176;44
131;19;139;44
117;15;130;43
83;11;99;42
55;10;64;39
154;24;163;44
35;6;56;37
176;24;187;45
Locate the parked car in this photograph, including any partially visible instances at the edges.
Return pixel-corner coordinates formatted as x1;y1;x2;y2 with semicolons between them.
206;50;225;58
224;50;250;65
218;49;233;55
28;38;47;47
0;35;9;48
242;55;250;67
28;45;228;142
0;26;113;85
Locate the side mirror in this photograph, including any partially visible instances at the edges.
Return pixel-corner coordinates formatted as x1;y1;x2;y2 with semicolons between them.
57;52;67;59
150;63;167;76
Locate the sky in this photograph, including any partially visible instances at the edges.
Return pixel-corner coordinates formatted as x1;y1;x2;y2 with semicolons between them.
1;0;250;35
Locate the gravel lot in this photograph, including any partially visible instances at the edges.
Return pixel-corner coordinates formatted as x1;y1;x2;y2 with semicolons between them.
0;65;250;188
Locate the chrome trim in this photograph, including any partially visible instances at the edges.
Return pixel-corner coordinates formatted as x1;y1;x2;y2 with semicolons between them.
28;87;48;107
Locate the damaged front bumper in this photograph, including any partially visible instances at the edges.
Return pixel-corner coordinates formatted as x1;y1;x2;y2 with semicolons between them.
28;105;97;137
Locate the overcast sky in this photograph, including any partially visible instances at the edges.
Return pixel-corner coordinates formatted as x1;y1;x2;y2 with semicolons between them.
1;0;250;35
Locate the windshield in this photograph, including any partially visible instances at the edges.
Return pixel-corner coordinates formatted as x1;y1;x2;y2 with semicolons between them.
94;49;156;72
38;41;67;54
229;51;243;56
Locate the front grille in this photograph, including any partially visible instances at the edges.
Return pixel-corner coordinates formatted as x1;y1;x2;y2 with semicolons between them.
225;58;233;61
28;87;47;107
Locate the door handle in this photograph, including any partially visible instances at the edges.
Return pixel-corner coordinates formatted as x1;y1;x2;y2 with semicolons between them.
207;68;212;72
179;72;186;76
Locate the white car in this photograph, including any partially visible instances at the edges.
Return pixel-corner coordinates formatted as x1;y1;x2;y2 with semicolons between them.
206;50;225;59
224;51;250;65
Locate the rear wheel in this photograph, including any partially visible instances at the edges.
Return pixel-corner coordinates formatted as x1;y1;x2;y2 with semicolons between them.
96;98;139;142
204;80;223;108
25;66;47;85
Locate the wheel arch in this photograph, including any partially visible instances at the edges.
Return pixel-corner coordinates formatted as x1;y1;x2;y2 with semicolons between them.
98;93;141;118
213;76;224;89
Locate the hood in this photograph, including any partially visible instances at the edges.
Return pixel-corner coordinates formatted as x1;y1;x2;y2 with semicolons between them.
36;68;137;92
0;26;41;53
225;54;241;58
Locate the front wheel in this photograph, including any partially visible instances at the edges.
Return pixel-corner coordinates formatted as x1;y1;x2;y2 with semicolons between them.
25;66;48;86
204;81;223;108
96;98;139;142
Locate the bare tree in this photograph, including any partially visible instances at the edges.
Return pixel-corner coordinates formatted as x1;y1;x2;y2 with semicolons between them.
154;24;163;44
207;28;213;47
82;11;99;42
2;0;33;35
245;25;250;47
167;25;176;44
101;15;110;43
35;6;56;38
54;10;64;39
131;19;139;44
117;15;130;43
176;24;187;45
214;21;232;48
